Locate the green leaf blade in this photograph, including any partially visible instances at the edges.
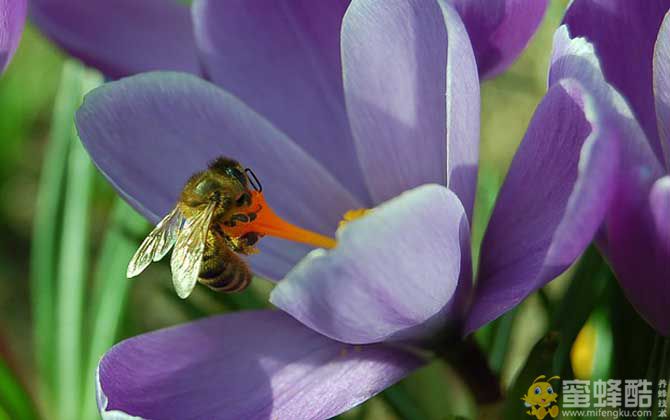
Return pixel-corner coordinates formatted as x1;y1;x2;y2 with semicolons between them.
80;199;147;420
30;60;86;408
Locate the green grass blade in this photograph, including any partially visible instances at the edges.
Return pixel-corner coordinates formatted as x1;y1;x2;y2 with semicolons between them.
381;382;429;420
54;65;103;420
56;138;93;420
30;60;86;407
80;199;147;420
589;308;613;380
488;308;518;373
401;362;476;419
550;246;609;376
0;358;38;420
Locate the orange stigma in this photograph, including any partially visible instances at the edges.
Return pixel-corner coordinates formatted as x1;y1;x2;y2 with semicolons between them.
223;191;337;249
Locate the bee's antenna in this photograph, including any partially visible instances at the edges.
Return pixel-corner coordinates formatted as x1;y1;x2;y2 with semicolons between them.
245;168;262;192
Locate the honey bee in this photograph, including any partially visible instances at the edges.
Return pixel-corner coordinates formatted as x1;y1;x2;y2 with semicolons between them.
127;157;264;299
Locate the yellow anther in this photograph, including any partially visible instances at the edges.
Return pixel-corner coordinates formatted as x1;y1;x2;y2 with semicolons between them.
338;208;372;232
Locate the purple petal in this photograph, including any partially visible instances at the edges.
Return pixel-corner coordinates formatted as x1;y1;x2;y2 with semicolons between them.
271;184;472;344
341;0;479;220
30;0;199;78
654;11;670;170
650;176;670;255
563;0;670;164
192;0;370;204
246;238;315;283
448;0;548;79
550;26;670;335
97;310;423;420
605;176;670;336
549;26;665;209
75;72;361;280
466;79;619;333
0;0;26;74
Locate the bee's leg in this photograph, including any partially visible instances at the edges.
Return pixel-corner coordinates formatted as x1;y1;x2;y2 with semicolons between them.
223;235;245;254
228;212;257;229
239;232;261;248
244;232;260;245
226;232;261;255
222;213;249;228
224;210;260;226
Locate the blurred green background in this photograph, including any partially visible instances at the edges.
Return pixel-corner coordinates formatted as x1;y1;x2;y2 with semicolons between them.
0;1;664;419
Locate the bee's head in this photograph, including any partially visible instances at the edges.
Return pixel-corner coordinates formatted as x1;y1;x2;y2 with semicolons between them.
185;158;254;209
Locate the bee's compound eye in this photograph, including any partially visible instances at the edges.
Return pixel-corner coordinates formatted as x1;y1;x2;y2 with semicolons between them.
547;387;553;394
534;387;541;395
225;167;247;186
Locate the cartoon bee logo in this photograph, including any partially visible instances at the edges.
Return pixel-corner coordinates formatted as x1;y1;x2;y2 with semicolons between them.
522;375;560;419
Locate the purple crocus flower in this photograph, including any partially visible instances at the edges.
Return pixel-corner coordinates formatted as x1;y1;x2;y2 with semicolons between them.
30;0;546;81
558;0;670;335
0;0;26;74
75;1;621;417
30;0;199;78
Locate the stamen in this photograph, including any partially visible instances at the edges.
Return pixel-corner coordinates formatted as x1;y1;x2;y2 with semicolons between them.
222;192;337;249
338;208;372;231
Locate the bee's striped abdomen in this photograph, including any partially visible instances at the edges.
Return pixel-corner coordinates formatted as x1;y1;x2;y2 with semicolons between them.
198;229;252;293
199;260;251;293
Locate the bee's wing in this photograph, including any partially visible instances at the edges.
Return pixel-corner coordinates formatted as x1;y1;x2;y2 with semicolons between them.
170;201;216;299
127;206;184;278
